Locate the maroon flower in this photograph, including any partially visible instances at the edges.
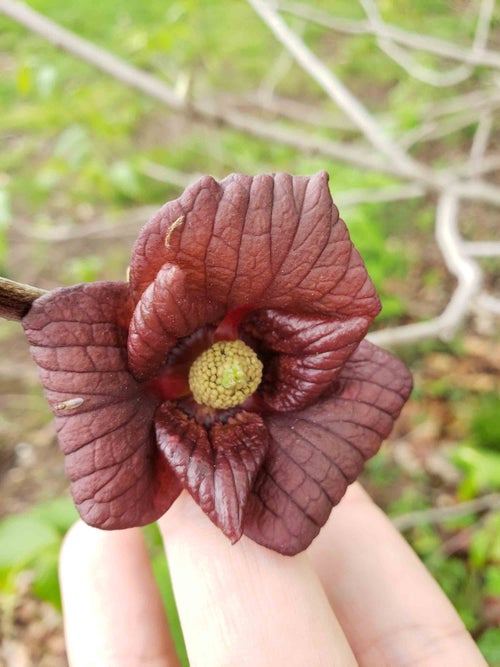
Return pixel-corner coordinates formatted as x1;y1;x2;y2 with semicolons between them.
22;172;412;555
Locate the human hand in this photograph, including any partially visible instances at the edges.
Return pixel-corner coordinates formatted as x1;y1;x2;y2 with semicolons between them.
59;483;486;667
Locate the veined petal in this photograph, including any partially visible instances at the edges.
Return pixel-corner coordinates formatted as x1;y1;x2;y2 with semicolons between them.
129;175;223;301
243;340;413;555
22;283;181;528
129;172;380;321
243;309;373;411
155;404;270;541
128;263;223;380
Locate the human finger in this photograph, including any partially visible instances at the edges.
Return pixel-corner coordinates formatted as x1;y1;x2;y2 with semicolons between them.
59;520;180;667
308;483;487;667
158;492;358;667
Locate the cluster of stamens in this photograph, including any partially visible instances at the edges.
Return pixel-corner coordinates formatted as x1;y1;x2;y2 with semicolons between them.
188;340;263;409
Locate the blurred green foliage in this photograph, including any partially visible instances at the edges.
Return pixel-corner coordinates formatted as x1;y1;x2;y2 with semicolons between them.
365;432;500;665
452;445;500;499
452;394;500;499
0;498;77;610
0;0;473;312
142;524;189;667
0;188;11;275
0;501;189;666
470;394;500;453
1;0;499;664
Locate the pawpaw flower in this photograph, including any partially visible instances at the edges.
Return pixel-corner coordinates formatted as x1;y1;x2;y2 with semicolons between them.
22;172;412;555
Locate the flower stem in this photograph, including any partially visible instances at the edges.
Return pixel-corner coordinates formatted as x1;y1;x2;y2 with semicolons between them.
0;277;47;321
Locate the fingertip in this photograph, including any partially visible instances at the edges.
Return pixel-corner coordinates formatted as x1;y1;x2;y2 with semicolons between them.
158;493;356;667
308;484;487;666
60;520;180;667
59;518;119;570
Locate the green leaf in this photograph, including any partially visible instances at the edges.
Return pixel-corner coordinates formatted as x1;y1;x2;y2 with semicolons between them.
141;522;164;552
451;445;500;498
470;514;500;569
0;188;11;273
109;160;141;199
64;255;105;283
30;497;78;535
470;394;500;453
477;628;500;667
16;63;33;96
151;554;189;667
425;557;481;631
0;567;19;596
31;546;62;610
0;515;59;569
411;525;441;557
0;499;75;609
484;566;500;597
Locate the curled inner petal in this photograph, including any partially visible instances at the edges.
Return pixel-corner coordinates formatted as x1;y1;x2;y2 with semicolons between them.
128;262;223;381
244;309;374;411
155;404;270;541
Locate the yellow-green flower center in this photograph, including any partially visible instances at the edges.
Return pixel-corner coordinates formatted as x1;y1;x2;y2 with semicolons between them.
188;340;263;409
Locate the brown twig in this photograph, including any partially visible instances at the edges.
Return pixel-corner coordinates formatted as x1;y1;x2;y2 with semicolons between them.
0;277;47;321
391;493;500;531
279;0;500;69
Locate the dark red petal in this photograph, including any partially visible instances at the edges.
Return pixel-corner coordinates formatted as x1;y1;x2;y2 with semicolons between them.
155;405;270;542
22;283;181;528
243;341;412;555
128;263;223;380
244;309;373;411
129;175;222;300
129;172;379;320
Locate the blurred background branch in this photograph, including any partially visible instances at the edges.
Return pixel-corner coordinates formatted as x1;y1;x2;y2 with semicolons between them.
392;493;500;531
1;0;498;345
0;2;499;663
278;0;500;68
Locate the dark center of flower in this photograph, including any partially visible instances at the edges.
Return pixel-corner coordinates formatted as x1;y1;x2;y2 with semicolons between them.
188;339;263;409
